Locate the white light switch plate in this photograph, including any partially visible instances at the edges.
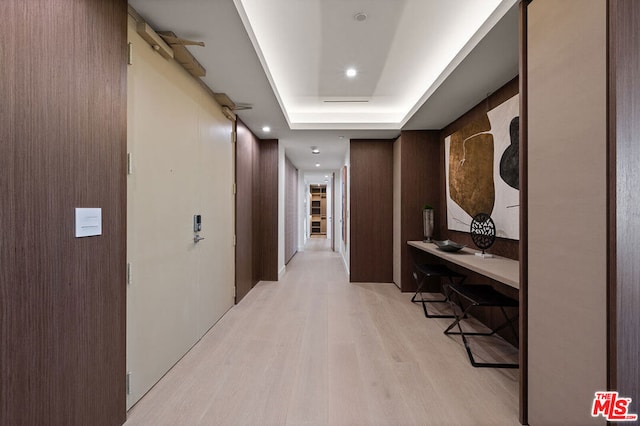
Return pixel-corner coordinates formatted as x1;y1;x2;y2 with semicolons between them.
75;208;102;237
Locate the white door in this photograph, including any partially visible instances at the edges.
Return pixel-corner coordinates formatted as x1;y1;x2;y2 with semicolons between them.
194;112;235;335
126;17;235;409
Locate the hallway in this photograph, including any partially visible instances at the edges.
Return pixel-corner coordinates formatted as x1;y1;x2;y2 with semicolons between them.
125;242;519;425
304;236;332;252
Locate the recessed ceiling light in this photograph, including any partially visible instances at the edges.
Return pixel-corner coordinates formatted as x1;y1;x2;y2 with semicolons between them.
315;163;320;167
338;136;344;139
324;175;328;178
262;126;270;132
311;146;320;154
346;68;357;78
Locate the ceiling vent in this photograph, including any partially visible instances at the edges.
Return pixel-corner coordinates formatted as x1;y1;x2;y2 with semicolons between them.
323;99;369;103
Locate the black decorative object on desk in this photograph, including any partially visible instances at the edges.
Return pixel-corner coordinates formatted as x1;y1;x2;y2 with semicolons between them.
470;213;496;257
433;240;465;253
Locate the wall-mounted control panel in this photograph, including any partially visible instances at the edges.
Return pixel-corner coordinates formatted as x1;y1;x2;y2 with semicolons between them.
75;208;102;238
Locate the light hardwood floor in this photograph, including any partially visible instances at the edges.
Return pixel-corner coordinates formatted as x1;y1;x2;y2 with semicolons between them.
125;241;519;426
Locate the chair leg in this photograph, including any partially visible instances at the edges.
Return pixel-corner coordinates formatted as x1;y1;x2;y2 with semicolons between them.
501;306;519;338
411;274;448;302
443;300;474;335
420;298;454;318
411;272;455;318
461;331;519;369
444;293;518;368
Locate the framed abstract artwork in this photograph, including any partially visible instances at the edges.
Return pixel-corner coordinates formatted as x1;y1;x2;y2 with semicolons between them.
445;94;520;240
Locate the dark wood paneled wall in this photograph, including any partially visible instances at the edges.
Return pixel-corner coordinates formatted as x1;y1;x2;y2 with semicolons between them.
258;139;279;281
350;140;394;282
251;128;262;286
439;77;520;260
284;156;298;264
398;131;441;292
610;0;640;407
396;77;518;293
235;123;278;297
235;119;257;302
0;1;127;425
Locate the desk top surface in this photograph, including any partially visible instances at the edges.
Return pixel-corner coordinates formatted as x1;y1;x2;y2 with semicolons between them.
407;240;519;290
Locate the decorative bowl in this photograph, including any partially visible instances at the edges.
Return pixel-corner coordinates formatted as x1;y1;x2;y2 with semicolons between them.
433;240;466;252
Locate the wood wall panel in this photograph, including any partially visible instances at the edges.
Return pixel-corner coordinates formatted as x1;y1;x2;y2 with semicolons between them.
392;137;402;287
350;140;394;283
398;131;441;292
0;1;127;425
251;128;262;285
611;0;640;407
259;139;279;281
439;77;520;260
284;156;298;264
236;119;257;302
236;123;278;297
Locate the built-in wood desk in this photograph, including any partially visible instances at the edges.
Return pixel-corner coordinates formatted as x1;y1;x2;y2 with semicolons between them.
407;241;519;290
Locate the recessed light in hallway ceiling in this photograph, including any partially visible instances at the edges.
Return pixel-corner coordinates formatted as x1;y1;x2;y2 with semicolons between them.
233;0;517;130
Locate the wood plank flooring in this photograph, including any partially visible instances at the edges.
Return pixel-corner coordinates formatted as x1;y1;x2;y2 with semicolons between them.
125;239;519;425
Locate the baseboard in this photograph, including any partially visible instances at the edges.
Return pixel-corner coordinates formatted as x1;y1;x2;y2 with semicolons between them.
278;265;286;280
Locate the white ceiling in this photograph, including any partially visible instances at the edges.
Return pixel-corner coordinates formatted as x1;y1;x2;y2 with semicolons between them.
128;0;519;174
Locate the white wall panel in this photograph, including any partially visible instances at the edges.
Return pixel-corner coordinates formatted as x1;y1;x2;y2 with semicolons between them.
527;1;607;423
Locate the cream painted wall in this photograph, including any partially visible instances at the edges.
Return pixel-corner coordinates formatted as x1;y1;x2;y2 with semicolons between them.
392;137;402;287
332;171;342;250
527;1;607;424
324;181;333;241
342;145;351;273
297;170;307;251
334;171;342;252
126;16;235;409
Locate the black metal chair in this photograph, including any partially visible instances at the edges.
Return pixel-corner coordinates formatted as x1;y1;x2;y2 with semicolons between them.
444;282;519;368
411;263;466;318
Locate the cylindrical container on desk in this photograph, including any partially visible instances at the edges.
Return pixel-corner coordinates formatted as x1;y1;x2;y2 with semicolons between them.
423;208;434;242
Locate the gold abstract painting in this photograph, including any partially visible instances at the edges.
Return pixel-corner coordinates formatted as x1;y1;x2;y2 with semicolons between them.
445;94;520;240
448;114;495;218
